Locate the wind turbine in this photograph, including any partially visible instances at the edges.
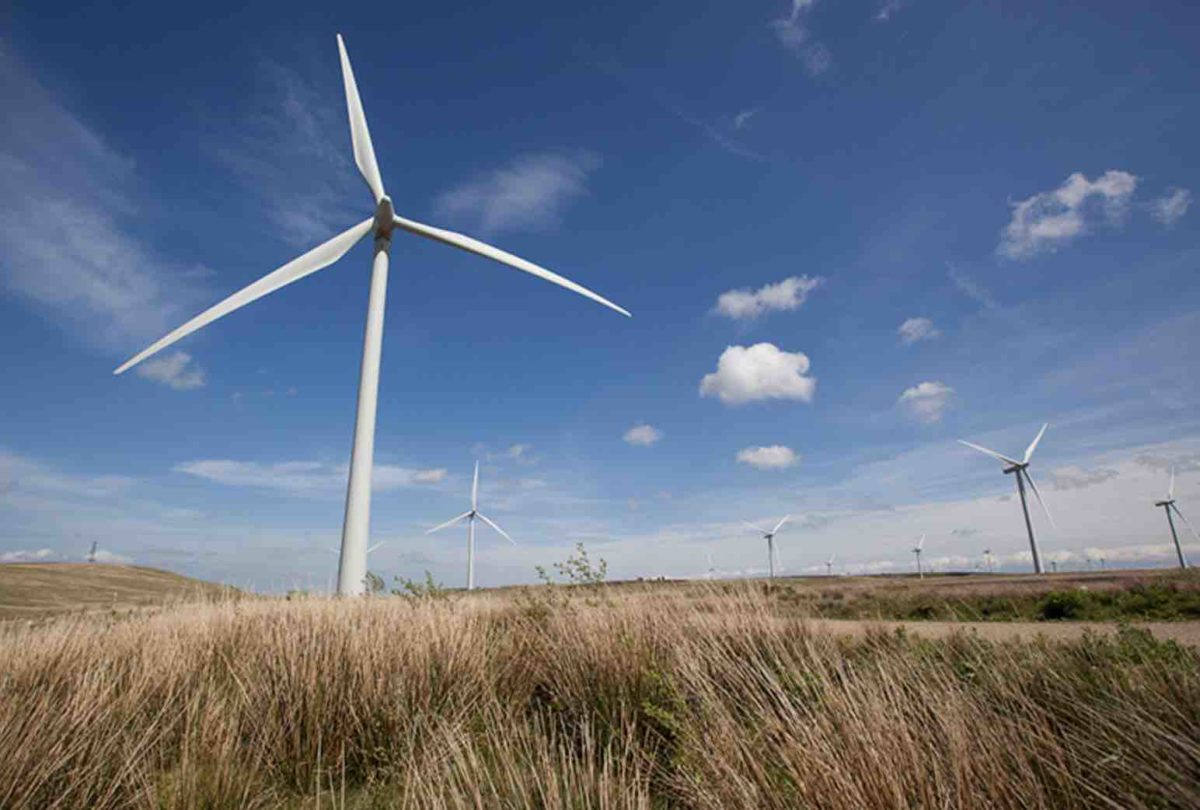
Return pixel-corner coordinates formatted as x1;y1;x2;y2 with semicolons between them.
825;554;835;576
427;462;514;590
744;516;789;579
983;548;994;573
87;541;98;564
1156;468;1195;569
912;535;926;579
959;424;1054;574
111;35;628;596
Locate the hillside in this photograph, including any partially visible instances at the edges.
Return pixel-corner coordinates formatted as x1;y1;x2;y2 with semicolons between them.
0;563;234;620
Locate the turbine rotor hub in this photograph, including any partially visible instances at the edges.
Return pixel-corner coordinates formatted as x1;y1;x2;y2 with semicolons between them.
373;196;396;242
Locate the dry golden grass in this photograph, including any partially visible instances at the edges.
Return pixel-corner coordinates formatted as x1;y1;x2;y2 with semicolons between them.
1;581;1197;808
0;563;235;621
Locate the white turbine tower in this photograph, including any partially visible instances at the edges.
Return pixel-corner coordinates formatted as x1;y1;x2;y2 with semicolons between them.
427;462;514;590
959;423;1054;574
112;35;628;596
912;535;926;579
1156;468;1196;569
744;516;790;579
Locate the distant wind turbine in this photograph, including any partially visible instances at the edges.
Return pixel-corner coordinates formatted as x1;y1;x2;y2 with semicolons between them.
744;516;790;579
912;535;926;579
427;462;514;590
959;423;1054;574
825;554;835;576
1156;468;1194;569
983;548;994;573
111;35;629;597
87;541;97;564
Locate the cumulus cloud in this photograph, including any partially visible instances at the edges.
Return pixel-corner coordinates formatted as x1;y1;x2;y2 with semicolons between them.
999;170;1138;259
699;343;816;405
736;445;799;470
435;151;599;236
770;0;831;75
1151;187;1191;227
897;317;940;345
623;424;663;447
174;460;447;494
897;381;955;423
134;351;206;390
92;548;131;564
713;275;823;320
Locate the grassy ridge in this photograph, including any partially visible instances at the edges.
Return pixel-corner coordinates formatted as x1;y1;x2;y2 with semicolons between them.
1;582;1197;808
766;568;1200;622
0;563;235;620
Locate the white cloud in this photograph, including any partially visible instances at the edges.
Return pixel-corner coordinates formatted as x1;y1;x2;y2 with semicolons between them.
0;47;204;351
700;343;816;405
874;0;907;22
898;381;954;423
771;1;830;76
411;468;448;484
623;424;663;447
737;445;799;470
174;460;447;494
734;109;758;130
1151;187;1191;228
0;548;58;562
713;275;823;320
134;351;206;390
435;151;599;236
999;170;1138;259
1046;465;1119;491
91;548;132;564
897;317;941;345
505;444;531;460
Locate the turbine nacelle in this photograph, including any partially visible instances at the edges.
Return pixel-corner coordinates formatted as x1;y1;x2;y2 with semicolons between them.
373;195;396;240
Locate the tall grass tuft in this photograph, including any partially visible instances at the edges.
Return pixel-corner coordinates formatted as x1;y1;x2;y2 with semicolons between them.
0;583;1197;807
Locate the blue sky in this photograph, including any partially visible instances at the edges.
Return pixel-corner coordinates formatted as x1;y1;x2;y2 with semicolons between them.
2;1;1199;589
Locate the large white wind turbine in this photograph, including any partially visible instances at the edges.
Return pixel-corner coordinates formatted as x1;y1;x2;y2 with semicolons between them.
744;516;790;579
911;535;926;579
112;35;628;596
427;462;514;590
1156;468;1195;569
959;424;1054;574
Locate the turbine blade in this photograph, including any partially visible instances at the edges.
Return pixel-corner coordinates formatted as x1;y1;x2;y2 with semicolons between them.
114;218;373;375
771;515;791;535
336;34;384;203
392;214;630;318
427;511;472;534
1023;423;1049;464
476;513;515;545
743;521;769;535
958;439;1021;467
1172;504;1200;542
367;541;384;554
1169;466;1176;500
1023;469;1056;529
472;460;480;511
917;534;926;551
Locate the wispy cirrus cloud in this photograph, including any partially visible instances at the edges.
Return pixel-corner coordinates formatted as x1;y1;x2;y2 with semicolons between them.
770;0;831;76
174;459;447;495
434;151;599;237
215;58;362;248
0;44;205;352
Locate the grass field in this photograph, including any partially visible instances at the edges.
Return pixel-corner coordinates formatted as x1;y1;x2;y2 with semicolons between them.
1;572;1198;808
0;563;235;620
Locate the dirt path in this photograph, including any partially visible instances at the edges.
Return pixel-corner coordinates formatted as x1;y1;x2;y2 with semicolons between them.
805;618;1200;646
